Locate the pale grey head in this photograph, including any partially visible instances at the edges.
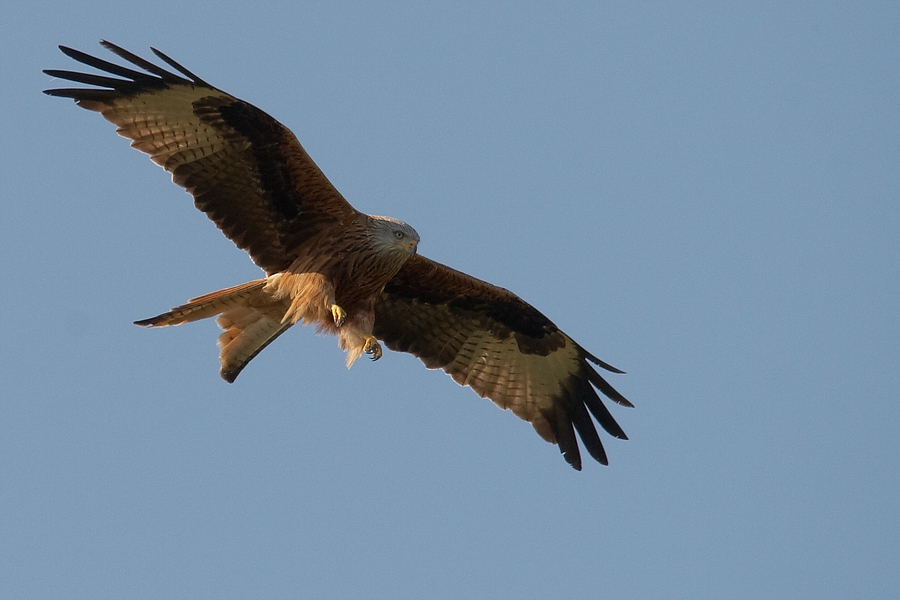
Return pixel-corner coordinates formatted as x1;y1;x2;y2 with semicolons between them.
368;214;420;259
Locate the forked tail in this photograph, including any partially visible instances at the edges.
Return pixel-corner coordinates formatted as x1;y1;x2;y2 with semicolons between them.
135;279;292;382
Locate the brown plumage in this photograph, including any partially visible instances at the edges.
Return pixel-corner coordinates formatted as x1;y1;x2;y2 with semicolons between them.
45;42;633;470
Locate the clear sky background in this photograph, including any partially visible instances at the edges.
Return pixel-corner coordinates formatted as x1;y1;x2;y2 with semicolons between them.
2;2;898;598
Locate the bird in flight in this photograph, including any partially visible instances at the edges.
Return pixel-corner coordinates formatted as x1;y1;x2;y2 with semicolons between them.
44;42;633;470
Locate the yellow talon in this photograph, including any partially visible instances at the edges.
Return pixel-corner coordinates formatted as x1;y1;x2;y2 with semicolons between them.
363;336;383;361
331;304;347;327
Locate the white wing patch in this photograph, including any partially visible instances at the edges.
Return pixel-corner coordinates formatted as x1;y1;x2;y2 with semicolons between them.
445;330;581;442
78;87;248;176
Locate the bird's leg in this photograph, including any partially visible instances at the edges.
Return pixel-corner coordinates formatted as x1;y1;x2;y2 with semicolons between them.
330;304;347;327
363;336;382;361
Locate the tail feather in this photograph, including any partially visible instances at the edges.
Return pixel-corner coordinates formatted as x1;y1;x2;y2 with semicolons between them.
216;306;291;382
134;278;292;382
134;279;268;327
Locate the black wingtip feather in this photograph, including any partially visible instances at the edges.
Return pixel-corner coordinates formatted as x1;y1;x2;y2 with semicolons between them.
150;46;208;85
587;366;634;409
44;41;217;103
545;405;584;470
582;387;629;440
42;69;136;90
57;44;157;83
569;397;610;466
584;349;626;374
98;40;186;82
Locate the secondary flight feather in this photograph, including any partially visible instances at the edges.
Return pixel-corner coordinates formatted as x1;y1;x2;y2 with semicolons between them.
44;42;633;470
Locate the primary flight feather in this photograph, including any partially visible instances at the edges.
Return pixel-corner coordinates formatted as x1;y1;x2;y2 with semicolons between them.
44;42;632;470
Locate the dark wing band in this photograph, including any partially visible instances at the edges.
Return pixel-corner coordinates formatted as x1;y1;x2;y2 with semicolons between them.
44;42;359;274
374;255;632;470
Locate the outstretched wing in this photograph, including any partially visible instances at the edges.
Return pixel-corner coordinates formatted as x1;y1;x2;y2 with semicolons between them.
44;42;359;275
374;255;632;470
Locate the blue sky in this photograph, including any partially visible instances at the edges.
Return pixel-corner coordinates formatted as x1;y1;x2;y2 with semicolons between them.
3;2;898;598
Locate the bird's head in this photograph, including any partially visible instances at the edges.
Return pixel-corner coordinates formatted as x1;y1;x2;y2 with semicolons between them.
370;215;420;258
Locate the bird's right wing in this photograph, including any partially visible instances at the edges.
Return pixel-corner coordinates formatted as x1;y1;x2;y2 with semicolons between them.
44;42;360;275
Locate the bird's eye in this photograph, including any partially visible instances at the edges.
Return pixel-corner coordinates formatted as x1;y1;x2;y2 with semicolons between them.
394;231;404;239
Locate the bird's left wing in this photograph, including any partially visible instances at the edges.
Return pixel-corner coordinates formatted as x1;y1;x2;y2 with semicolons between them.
44;42;360;275
374;255;632;470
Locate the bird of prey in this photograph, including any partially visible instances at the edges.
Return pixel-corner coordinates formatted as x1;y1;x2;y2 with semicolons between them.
44;42;633;470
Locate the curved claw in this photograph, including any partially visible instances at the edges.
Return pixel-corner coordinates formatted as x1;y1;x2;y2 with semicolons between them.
363;336;383;361
331;304;347;327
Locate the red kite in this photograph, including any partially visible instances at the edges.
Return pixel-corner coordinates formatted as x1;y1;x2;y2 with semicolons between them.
45;42;632;469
